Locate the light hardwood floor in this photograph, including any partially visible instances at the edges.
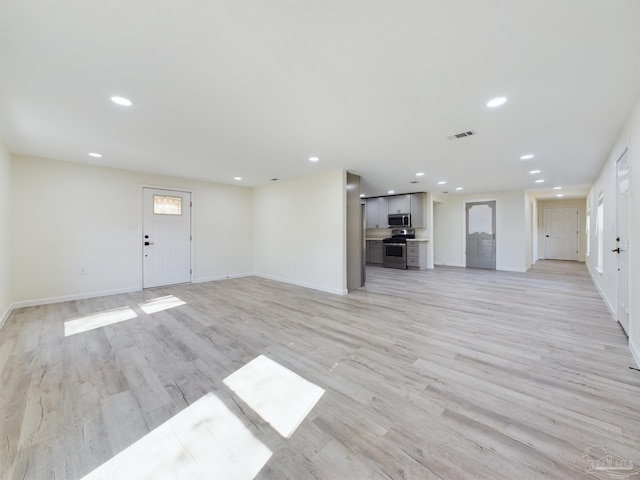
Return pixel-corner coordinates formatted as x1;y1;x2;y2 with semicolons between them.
1;261;639;479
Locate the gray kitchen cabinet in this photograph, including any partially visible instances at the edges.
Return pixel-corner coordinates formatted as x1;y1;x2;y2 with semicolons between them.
366;197;389;229
366;240;383;265
406;241;428;270
410;193;425;228
388;194;411;214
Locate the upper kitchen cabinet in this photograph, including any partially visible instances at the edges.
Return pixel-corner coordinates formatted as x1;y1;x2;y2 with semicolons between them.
366;197;389;229
388;194;411;214
411;193;425;228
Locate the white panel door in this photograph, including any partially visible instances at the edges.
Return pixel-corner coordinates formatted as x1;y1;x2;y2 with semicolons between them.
616;150;629;335
544;207;578;260
143;188;192;288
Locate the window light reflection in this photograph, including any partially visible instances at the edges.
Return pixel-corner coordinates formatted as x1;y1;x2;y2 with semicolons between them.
64;307;138;337
223;354;325;438
139;295;186;314
81;392;272;480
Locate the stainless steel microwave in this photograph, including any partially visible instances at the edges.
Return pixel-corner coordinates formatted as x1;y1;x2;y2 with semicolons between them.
388;213;411;227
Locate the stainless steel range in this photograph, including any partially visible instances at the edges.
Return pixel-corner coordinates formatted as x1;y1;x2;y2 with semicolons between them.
383;229;415;269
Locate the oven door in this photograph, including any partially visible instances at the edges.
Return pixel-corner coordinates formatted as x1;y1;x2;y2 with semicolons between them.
383;242;407;269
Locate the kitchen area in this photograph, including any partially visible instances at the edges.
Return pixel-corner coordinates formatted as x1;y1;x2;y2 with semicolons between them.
364;192;432;271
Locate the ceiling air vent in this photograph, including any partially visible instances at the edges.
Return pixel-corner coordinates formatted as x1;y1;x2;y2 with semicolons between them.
448;130;476;140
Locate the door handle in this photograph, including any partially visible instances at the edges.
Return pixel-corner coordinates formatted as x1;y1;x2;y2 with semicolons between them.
546;235;550;237
611;248;620;253
144;241;155;246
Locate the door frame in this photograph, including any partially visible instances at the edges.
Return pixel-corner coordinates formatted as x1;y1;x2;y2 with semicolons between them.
140;184;194;288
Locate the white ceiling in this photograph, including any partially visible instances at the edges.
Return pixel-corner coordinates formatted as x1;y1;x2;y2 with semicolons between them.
1;1;639;199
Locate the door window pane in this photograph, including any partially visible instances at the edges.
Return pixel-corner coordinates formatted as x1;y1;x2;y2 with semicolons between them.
468;204;493;234
154;195;182;215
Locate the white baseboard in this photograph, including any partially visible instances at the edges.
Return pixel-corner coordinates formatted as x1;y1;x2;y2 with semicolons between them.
630;340;640;369
585;263;616;319
497;266;528;273
193;272;254;284
433;262;465;268
254;273;347;296
11;286;141;310
0;303;13;332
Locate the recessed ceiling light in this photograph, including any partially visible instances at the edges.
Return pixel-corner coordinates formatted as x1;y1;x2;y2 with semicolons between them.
487;96;507;108
556;194;564;197
110;96;132;106
520;154;535;160
233;177;242;181
309;157;319;162
535;179;545;183
388;190;395;194
455;187;463;191
416;172;425;177
88;152;102;158
529;170;541;174
438;181;446;185
360;194;365;197
553;186;562;190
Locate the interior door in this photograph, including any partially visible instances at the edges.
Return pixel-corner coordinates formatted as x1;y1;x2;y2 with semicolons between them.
544;207;578;260
466;201;496;269
615;150;629;335
143;188;192;288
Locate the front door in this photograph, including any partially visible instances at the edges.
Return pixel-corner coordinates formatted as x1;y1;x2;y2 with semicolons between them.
544;207;578;261
615;150;629;335
466;201;496;269
142;188;192;288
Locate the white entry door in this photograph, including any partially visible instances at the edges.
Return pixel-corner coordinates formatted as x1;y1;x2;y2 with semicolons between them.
615;150;629;335
544;207;578;260
143;188;192;288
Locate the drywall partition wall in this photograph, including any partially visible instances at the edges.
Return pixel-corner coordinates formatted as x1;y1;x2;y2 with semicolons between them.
629;98;640;365
432;190;527;272
346;172;362;291
0;139;11;327
537;198;587;262
524;191;533;270
10;155;253;306
531;196;539;265
587;153;618;317
433;198;464;267
253;169;347;295
587;94;640;366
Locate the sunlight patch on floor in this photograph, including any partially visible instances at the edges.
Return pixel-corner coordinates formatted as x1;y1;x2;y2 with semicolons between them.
223;354;325;438
139;295;186;314
82;392;272;480
64;307;138;337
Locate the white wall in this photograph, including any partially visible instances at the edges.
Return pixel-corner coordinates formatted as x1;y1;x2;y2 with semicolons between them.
0;139;11;327
432;190;527;272
537;198;587;262
253;169;347;295
587;94;640;365
10;155;253;306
